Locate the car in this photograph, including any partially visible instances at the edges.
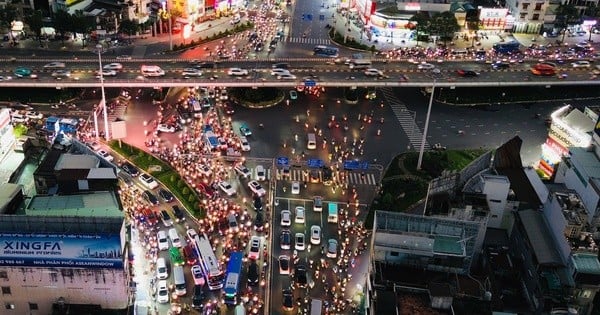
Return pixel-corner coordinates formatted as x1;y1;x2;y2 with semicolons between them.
278;73;297;80
289;90;298;100
291;181;300;194
271;68;290;76
255;165;266;181
282;289;294;310
86;141;101;151
43;62;65;69
140;173;159;189
491;62;510;70
182;68;203;77
309;170;320;183
253;196;263;211
159;210;173;227
186;228;198;241
116;55;132;60
25;112;42;121
96;150;115;162
223;102;235;115
192;284;205;310
157;280;169;304
234;164;252;178
191;265;205;285
279;255;290;275
272;62;289;69
294;265;307;288
218;181;236;196
310;225;321;245
327;239;338;258
313;196;323;212
103;63;123;70
157;124;176;133
248;180;266;197
281;210;291;227
282;165;291;178
158;189;174;203
121;162;140;177
227;68;248;76
248;236;261;260
295;206;305;224
572;60;591;68
172;205;185;222
239;125;252;136
157;230;169;251
14;67;34;78
96;69;117;77
156;257;169;279
144;209;160;226
417;62;435;70
195;61;216;69
294;233;305;251
364;68;383;77
457;69;479;77
280;230;291;249
247;261;260;286
51;70;71;78
142;190;159;205
199;165;212;177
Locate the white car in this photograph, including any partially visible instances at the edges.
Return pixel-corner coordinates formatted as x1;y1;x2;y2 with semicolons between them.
186;228;198;241
86;141;101;151
182;68;203;77
278;73;297;80
51;70;71;78
157;280;170;304
572;60;591;68
157;124;176;133
227;68;248;76
218;181;236;196
417;62;435;70
116;55;132;60
157;230;169;251
364;68;383;77
199;165;212;177
294;206;305;224
248;180;266;197
96;69;117;77
97;149;114;162
103;63;123;70
271;68;290;76
291;181;300;194
239;136;251;151
140;173;159;189
191;265;205;285
25;111;43;120
295;233;305;251
255;165;266;181
156;258;168;279
248;236;261;260
281;210;291;227
44;62;65;69
234;164;252;178
310;225;321;245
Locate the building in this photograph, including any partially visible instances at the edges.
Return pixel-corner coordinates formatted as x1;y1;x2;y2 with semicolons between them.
0;191;128;315
505;0;550;33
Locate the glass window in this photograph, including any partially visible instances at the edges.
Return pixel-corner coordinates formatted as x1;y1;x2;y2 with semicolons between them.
1;287;10;295
28;303;38;310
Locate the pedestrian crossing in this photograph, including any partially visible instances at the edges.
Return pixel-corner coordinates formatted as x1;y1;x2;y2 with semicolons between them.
380;87;430;150
245;167;378;186
107;98;128;122
287;37;331;45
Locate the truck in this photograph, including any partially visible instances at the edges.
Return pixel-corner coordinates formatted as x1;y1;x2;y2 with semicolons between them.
310;299;323;315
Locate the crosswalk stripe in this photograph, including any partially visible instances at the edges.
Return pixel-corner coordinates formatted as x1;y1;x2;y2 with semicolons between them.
287;37;331;45
381;87;430;150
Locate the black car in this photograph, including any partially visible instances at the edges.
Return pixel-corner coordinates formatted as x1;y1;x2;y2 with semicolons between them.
195;61;216;69
223;102;235;115
192;285;205;310
253;196;263;211
142;190;159;205
121;162;139;177
322;166;333;185
282;289;294;311
272;62;289;69
280;230;291;249
247;261;259;286
294;264;307;288
254;212;264;231
492;62;510;70
172;205;185;222
457;69;479;77
158;189;174;202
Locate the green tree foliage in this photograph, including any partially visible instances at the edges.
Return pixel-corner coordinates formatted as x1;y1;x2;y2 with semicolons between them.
0;4;18;30
24;10;44;43
119;19;139;37
71;10;93;48
409;12;431;45
429;11;460;43
53;9;72;45
554;4;581;42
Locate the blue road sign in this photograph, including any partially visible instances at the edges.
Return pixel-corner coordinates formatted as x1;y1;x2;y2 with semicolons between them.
319;14;324;21
343;160;360;171
307;159;324;168
361;162;369;170
304;79;316;87
277;156;289;166
307;14;313;21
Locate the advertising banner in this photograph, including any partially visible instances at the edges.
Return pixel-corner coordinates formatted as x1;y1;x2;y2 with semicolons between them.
0;233;123;269
595;116;600;138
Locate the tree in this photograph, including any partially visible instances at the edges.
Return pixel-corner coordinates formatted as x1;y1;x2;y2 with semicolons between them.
554;4;581;42
119;19;139;39
0;4;18;39
409;12;431;47
71;11;93;48
429;11;460;45
24;10;43;44
53;9;72;45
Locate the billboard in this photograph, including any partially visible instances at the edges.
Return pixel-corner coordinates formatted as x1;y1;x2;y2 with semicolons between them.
0;233;123;269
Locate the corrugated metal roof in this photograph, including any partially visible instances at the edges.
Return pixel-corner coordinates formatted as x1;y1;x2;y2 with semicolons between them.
26;191;122;218
571;253;600;275
518;209;563;266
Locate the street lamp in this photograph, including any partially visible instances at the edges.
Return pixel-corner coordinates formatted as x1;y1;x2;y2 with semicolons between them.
161;0;173;51
96;44;110;141
417;79;435;170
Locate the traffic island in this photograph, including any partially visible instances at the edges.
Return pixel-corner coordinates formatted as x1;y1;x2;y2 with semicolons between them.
228;87;285;108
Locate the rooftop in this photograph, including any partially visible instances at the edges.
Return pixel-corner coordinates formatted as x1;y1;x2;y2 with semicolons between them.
558;106;597;134
55;153;100;171
432;235;465;256
26;191;122;217
571;253;600;275
567;147;600;180
554;191;588;226
517;209;564;266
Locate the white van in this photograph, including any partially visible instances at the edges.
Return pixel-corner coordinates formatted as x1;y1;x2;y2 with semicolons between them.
11;113;28;124
173;265;186;296
141;65;165;77
348;59;372;69
168;228;182;248
156;257;168;280
307;133;316;150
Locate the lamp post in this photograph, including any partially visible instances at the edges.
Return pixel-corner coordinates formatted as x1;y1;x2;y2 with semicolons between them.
96;44;110;141
417;79;435;170
162;0;173;50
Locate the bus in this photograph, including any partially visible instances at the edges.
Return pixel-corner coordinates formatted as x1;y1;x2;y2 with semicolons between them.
169;247;185;266
493;41;520;54
193;233;225;290
223;251;244;305
531;63;556;76
313;45;339;58
348;59;372;70
327;203;338;223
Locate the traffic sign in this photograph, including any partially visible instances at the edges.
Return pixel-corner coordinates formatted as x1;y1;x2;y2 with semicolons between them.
361;162;369;170
307;158;324;168
304;79;316;87
319;14;324;21
277;156;289;166
343;160;360;170
307;14;313;21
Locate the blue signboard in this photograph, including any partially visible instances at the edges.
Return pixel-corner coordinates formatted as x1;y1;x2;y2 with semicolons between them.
277;156;289;166
203;124;213;132
304;79;316;87
307;159;324;168
361;162;369;170
0;233;123;269
343;160;359;170
319;14;324;21
307;14;313;21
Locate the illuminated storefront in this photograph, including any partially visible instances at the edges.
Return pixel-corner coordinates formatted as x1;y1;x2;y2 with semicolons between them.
0;109;16;159
479;8;509;30
538;105;598;178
